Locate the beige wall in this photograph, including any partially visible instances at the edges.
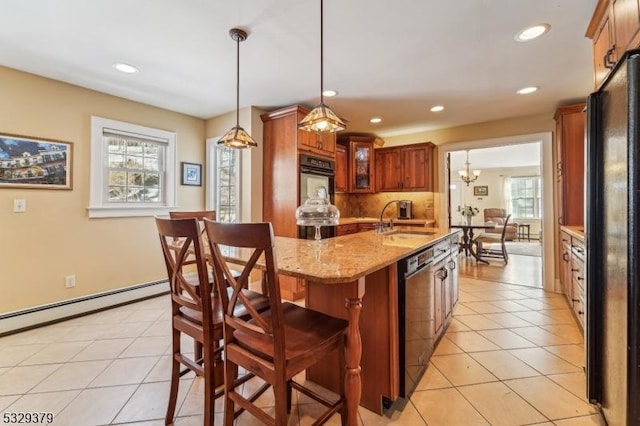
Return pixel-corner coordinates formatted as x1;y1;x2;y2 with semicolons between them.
0;66;207;313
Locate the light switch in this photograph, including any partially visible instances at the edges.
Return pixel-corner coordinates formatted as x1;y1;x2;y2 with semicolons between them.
13;199;26;212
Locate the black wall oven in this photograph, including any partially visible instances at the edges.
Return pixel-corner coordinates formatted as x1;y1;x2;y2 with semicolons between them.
298;154;336;239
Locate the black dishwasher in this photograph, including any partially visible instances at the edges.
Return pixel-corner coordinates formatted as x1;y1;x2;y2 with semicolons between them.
398;245;439;397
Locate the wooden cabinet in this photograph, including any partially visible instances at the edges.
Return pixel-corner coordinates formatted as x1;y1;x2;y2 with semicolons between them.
349;137;375;193
261;104;336;300
336;223;358;236
588;0;640;87
559;228;586;330
375;142;435;192
357;222;377;232
335;144;348;192
298;125;336;158
560;231;573;299
554;104;585;227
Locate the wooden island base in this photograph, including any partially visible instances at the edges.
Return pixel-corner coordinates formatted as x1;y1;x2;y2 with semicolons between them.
306;264;399;414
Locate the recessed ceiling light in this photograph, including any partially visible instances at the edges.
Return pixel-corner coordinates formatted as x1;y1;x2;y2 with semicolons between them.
370;117;382;124
515;24;550;42
430;105;445;112
517;86;538;95
322;90;337;97
112;63;139;74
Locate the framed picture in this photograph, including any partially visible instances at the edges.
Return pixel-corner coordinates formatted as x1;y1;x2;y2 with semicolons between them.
473;185;488;196
0;133;73;189
181;162;202;186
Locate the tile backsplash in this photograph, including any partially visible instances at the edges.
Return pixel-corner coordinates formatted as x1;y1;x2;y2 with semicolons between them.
335;192;435;222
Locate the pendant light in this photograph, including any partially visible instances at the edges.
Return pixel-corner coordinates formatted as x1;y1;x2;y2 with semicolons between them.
459;150;481;186
298;0;346;134
218;28;257;149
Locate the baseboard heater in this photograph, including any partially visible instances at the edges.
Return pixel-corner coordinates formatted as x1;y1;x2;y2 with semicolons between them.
0;280;169;336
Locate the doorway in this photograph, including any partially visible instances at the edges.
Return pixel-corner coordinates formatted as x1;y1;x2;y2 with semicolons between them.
439;133;554;291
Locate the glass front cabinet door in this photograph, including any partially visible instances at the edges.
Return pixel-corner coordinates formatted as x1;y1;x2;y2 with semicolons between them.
349;137;375;193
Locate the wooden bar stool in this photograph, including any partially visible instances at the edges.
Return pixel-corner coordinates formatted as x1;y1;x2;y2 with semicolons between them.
155;217;269;425
203;220;348;426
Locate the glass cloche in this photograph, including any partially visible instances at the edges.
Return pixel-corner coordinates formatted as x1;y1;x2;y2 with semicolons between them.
295;187;340;240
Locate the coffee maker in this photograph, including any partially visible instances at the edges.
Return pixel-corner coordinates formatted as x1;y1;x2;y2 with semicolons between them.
397;200;412;219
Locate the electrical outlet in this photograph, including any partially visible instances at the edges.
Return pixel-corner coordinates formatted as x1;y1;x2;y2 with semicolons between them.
65;275;76;288
13;199;26;212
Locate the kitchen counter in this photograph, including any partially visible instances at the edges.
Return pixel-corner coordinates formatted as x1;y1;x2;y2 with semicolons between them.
339;217;436;227
561;225;585;241
221;226;455;284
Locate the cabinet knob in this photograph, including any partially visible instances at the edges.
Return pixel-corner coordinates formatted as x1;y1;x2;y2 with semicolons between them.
578;311;585;315
572;299;579;302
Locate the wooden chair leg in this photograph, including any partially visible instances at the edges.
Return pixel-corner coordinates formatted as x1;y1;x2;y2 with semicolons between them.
165;331;181;425
204;352;214;426
274;376;289;426
286;380;292;414
223;359;236;426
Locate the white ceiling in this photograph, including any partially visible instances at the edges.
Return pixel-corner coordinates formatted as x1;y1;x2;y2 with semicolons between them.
0;0;597;137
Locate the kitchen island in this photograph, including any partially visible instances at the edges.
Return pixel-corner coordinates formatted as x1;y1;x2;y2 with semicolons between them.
221;226;461;422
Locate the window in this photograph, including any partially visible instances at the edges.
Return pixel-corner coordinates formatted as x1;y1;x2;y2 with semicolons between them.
89;117;176;218
206;139;240;223
508;176;541;219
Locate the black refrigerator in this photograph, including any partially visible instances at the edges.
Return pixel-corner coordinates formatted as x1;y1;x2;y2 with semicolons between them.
586;49;640;426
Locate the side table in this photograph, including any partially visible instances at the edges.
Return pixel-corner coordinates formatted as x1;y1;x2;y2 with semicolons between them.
518;224;531;241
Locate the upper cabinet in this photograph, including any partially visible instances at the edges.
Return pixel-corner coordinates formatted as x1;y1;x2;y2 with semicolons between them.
335;144;348;193
262;105;336;160
349;137;376;193
375;143;435;192
587;0;640;87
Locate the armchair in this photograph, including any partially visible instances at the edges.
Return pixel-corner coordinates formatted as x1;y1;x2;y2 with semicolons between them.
483;208;518;241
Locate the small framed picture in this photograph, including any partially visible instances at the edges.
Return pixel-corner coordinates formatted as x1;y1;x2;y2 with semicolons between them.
473;185;488;196
181;162;202;186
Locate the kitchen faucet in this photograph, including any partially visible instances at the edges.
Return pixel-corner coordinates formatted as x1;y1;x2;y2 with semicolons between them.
378;200;408;232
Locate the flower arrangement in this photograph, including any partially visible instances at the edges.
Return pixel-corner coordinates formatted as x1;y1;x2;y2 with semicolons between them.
457;205;479;217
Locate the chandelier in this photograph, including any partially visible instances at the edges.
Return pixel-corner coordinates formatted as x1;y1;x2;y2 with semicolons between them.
459;150;480;186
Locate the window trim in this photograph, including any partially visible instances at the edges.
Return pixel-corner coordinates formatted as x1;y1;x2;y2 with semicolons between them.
206;138;241;222
508;175;542;220
88;116;177;218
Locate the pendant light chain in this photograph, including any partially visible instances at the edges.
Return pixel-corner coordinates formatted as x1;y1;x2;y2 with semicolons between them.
235;32;240;128
320;0;324;105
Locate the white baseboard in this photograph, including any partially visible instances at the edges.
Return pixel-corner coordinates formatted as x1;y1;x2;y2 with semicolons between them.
0;280;169;336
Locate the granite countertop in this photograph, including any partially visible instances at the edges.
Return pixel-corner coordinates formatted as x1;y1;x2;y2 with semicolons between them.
221;227;458;284
561;225;585;241
339;217;436;226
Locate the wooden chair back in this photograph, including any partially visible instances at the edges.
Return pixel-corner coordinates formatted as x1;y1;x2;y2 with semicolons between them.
203;221;284;359
155;217;214;336
168;210;216;266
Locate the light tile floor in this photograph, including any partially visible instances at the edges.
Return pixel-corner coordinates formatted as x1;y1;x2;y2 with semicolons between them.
0;275;605;425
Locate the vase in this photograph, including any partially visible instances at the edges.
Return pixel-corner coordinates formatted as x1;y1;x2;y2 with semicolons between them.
465;216;472;226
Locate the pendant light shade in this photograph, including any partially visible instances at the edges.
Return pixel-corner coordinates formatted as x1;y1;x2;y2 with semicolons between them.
298;0;346;134
218;28;257;149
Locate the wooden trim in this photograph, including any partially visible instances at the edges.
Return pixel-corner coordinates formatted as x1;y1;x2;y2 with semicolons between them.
260;104;309;122
586;0;611;38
